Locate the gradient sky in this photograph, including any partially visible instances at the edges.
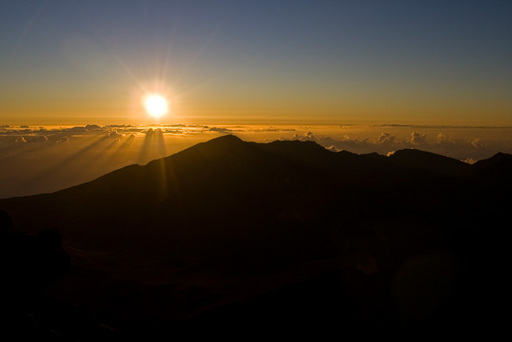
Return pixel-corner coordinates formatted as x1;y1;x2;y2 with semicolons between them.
1;0;511;125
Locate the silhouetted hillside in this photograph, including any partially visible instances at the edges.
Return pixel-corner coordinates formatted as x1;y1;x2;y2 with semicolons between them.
0;135;509;339
388;148;471;176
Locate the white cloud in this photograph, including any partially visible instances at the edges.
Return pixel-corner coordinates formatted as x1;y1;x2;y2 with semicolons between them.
376;133;395;145
408;132;427;145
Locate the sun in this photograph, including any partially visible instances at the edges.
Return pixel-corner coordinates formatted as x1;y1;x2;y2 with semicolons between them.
143;94;168;118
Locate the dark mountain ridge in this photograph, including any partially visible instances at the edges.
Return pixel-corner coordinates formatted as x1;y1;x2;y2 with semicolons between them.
387;148;471;176
0;135;509;338
3;135;506;234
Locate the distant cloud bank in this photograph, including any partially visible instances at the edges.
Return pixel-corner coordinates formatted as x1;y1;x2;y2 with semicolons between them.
291;127;512;162
1;123;511;199
1;123;511;161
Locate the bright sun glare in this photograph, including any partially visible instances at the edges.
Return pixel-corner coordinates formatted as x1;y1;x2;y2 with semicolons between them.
144;94;168;118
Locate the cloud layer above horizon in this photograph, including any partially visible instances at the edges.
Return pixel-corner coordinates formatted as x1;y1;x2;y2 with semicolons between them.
1;124;512;199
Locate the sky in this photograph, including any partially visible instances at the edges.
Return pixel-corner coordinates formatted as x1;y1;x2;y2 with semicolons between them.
1;1;512;198
1;0;511;126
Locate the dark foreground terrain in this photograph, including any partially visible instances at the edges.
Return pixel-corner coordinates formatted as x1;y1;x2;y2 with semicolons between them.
1;135;510;339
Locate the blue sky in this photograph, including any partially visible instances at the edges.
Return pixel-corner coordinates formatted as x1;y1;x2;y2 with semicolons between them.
1;1;511;125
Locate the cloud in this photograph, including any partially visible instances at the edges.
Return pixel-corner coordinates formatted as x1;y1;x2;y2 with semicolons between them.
143;128;156;136
0;124;301;143
471;138;483;148
35;135;48;143
436;133;447;144
56;136;69;144
376;133;395;145
208;127;233;133
296;129;512;162
408;132;427;145
1;124;511;163
249;128;296;132
326;145;341;152
68;126;89;133
292;131;317;141
107;131;123;139
85;124;101;131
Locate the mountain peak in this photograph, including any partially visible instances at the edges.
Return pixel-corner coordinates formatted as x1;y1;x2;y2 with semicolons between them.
167;134;247;160
210;134;243;142
484;152;512;163
472;152;512;179
388;148;470;175
195;134;244;148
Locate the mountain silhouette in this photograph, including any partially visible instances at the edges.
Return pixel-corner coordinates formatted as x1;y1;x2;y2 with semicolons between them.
387;148;471;176
0;135;509;339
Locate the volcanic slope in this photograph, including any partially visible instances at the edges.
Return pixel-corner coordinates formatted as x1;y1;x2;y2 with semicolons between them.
0;135;509;338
